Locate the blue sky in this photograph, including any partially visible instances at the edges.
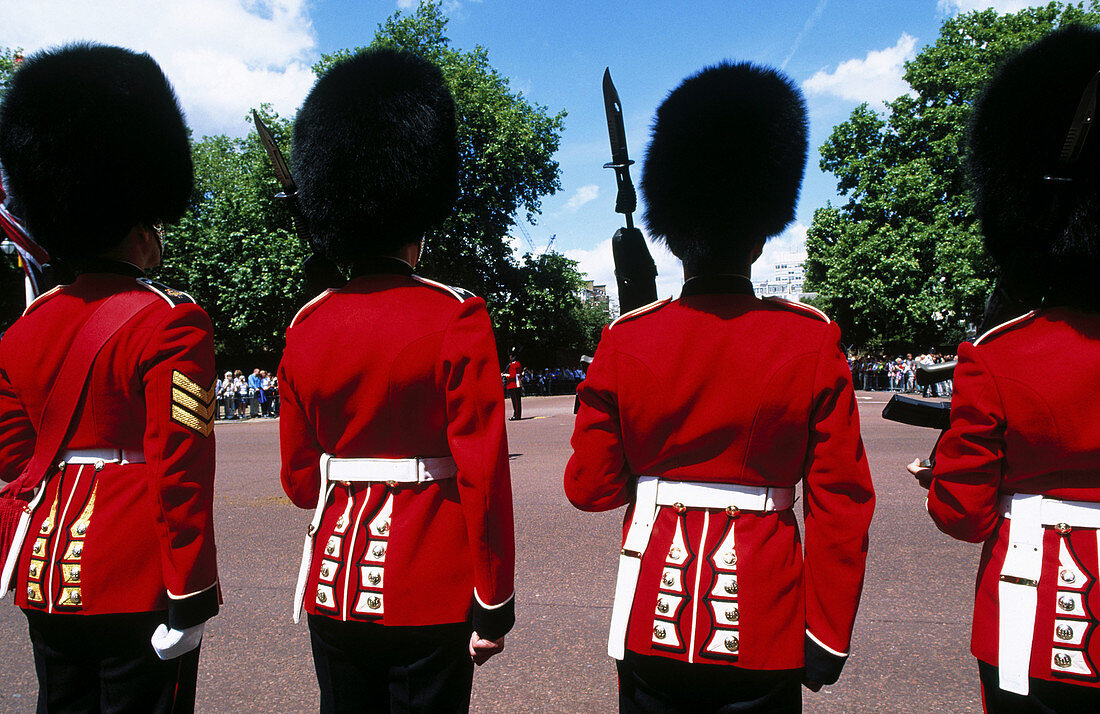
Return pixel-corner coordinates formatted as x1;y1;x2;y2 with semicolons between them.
1;0;1035;303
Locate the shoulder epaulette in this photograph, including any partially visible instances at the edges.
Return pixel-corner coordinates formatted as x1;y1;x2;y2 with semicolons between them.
610;298;672;328
763;296;831;323
21;284;64;317
289;289;335;328
138;278;197;307
973;310;1038;346
412;275;476;301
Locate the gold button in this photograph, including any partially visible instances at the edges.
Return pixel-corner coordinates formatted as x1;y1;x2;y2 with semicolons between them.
336;517;346;529
71;567;80;580
1055;652;1073;668
372;545;386;558
723;552;737;566
672;502;687;514
28;563;39;578
73;543;83;557
662;573;674;587
724;579;738;595
368;572;381;585
725;506;741;519
317;589;327;603
26;586;34;598
378;521;390;534
668;547;682;560
75;523;86;536
725;607;739;622
724;635;739;652
93;459;105;472
326;543;335;555
367;596;381;610
32;542;42;555
1059;595;1076;612
1057;624;1074;641
1056;523;1072;534
320;566;330;578
1060;569;1076;584
657;599;669;614
653;625;666;640
71;591;81;604
39;523;50;534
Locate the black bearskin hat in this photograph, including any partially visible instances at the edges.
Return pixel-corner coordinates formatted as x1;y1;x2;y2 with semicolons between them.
969;25;1100;308
292;48;458;265
0;43;192;263
641;62;807;273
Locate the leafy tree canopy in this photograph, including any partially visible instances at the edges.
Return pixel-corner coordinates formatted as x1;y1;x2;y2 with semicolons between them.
805;2;1100;350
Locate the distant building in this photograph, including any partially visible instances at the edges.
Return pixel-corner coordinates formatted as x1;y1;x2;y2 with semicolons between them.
752;255;807;298
581;280;609;308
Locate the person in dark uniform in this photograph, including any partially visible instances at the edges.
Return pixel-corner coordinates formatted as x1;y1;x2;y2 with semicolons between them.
909;26;1100;712
565;62;875;712
504;353;523;420
278;48;515;714
0;44;219;712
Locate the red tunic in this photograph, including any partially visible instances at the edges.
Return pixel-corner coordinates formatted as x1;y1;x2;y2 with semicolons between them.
928;308;1100;687
505;361;522;390
278;260;515;638
0;270;219;627
565;276;874;680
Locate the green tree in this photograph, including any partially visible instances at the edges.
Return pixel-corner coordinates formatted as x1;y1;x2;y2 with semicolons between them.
805;2;1100;349
314;0;565;313
154;106;309;365
494;251;611;365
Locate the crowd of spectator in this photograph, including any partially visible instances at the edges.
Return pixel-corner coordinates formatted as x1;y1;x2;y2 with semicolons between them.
215;368;279;420
848;352;956;397
506;367;587;397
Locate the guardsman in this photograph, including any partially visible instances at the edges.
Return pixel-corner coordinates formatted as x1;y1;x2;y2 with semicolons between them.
909;26;1100;712
0;44;219;712
565;62;875;712
278;48;515;713
505;353;523;420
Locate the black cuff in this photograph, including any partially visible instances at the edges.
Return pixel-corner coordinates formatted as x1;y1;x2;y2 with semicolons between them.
472;594;515;641
168;583;220;629
804;634;847;685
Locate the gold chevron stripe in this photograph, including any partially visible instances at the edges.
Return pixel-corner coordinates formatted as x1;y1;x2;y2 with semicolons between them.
172;370;216;403
172;387;217;420
172;404;214;438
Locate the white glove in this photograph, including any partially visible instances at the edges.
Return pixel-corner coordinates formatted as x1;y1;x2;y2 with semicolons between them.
150;622;205;660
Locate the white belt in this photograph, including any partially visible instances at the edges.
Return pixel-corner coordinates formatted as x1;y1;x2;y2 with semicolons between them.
60;448;145;465
292;454;458;623
997;493;1100;695
607;476;794;659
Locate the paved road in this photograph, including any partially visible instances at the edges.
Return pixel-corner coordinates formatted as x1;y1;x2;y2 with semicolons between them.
0;392;983;712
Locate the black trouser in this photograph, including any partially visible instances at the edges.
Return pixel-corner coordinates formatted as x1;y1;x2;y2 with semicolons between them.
308;614;473;714
616;652;802;713
508;388;521;419
24;609;199;714
979;661;1100;713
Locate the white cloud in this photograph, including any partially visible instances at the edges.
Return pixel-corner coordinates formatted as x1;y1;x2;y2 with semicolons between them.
563;185;600;213
803;33;918;105
756;223;808;282
565;233;683;312
937;0;1033;14
0;0;319;138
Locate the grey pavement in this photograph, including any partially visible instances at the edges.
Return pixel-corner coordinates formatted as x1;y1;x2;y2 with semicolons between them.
0;392;982;712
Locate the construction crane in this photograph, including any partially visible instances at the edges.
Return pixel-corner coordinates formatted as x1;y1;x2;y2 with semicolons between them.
514;223;556;256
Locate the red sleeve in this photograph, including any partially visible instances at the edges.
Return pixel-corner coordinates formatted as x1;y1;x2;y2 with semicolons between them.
0;345;34;482
802;321;876;681
564;325;632;511
926;342;1005;543
139;303;219;628
442;297;516;639
277;362;324;509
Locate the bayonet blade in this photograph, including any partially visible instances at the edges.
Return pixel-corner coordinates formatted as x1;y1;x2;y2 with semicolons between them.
252;110;297;197
602;68;633;170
